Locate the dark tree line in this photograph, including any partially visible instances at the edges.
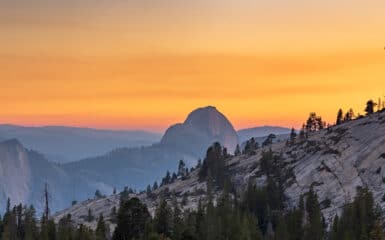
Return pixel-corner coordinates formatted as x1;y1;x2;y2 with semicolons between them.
330;187;384;240
2;183;380;240
0;198;108;240
336;98;385;126
111;180;331;240
157;160;193;189
112;185;385;240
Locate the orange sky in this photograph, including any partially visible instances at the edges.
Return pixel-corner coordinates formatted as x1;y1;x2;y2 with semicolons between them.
1;0;385;132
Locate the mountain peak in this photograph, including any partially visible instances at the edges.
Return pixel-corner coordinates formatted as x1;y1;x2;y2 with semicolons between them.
161;106;238;153
184;106;218;124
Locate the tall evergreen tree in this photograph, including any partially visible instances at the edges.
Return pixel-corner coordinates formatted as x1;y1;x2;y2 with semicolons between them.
178;160;187;179
306;113;324;132
152;181;159;191
161;171;172;186
365;100;375;115
40;219;56;240
304;188;324;240
234;144;241;156
344;108;355;121
330;187;380;240
171;196;184;240
95;214;107;240
199;142;229;188
87;208;94;222
336;109;344;125
57;214;75;240
113;197;150;240
289;128;297;145
153;199;173;238
24;205;38;240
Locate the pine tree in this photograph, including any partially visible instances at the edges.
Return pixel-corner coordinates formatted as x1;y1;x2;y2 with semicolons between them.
171;172;178;183
306;112;324;132
344;108;355;121
365;100;375;115
40;219;56;240
304;188;324;240
113;197;150;240
95;214;107;240
299;124;307;141
87;208;94;222
16;204;24;240
289;128;297;145
94;189;103;199
336;109;344;125
234;144;241;156
152;181;159;191
171;196;184;240
146;184;152;197
197;159;202;168
195;199;206;240
120;186;129;200
57;214;75;240
286;205;304;240
199;142;229;188
24;205;38;240
178;160;187;178
2;206;17;240
161;171;171;186
153;199;173;238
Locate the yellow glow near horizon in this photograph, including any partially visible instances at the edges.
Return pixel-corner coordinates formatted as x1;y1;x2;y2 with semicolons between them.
1;0;385;132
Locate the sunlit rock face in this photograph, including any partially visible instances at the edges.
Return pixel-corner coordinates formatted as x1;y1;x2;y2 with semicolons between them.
0;139;95;213
0;139;32;206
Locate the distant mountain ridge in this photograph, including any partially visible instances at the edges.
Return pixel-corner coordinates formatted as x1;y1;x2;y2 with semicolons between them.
64;106;239;191
0;124;162;163
237;126;291;143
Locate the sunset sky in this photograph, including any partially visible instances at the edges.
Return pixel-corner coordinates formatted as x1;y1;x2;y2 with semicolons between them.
1;0;385;132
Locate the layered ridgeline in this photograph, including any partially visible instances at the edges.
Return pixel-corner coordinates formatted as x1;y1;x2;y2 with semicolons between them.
0;139;97;213
55;109;385;235
0;105;295;215
0;125;162;163
62;106;239;192
0;106;240;212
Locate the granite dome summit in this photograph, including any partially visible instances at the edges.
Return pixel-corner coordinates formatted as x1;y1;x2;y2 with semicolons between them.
161;106;238;154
